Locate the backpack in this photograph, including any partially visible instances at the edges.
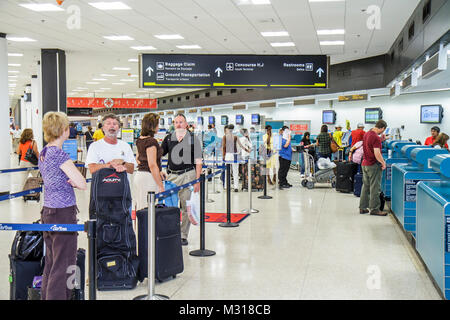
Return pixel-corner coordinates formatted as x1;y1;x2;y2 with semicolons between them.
11;220;43;261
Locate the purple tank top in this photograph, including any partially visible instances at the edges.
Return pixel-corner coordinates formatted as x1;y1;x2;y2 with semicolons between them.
38;146;76;208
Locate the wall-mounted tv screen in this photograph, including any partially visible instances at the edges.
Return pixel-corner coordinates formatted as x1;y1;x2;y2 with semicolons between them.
322;110;336;124
168;117;172;125
365;108;382;124
221;115;228;125
236;114;244;125
159;118;164;126
197;116;204;125
251;114;260;125
208;116;215;125
420;105;443;124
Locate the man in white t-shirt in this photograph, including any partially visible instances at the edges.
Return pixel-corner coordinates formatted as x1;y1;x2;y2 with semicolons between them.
86;113;137;175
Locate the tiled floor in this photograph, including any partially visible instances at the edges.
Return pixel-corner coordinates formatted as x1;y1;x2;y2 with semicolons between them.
0;152;442;300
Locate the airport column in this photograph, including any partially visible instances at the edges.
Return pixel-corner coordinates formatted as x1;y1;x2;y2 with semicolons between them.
31;73;43;149
0;33;11;196
41;49;67;115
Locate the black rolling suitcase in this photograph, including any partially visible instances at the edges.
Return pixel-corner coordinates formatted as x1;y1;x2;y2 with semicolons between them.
335;162;358;193
353;173;363;197
136;205;184;282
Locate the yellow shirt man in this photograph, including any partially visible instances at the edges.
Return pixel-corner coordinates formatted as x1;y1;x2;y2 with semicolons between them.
333;126;344;151
93;128;104;141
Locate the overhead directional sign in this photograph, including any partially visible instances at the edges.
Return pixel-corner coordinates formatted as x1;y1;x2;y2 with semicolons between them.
140;54;328;88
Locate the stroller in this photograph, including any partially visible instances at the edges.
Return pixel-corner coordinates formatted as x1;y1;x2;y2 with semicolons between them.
301;149;336;189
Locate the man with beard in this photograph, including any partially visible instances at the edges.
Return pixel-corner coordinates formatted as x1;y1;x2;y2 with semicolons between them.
161;113;203;246
86;113;136;176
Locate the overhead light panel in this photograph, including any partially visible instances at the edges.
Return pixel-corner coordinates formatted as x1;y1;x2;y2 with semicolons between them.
320;40;345;45
120;79;135;82
100;74;117;77
8;53;23;57
92;78;108;81
88;2;131;10
154;34;184;40
86;82;100;84
8;64;21;67
270;42;295;47
112;83;125;85
128;58;138;62
112;67;130;71
6;36;36;42
19;3;64;12
103;35;134;41
176;45;202;49
261;31;289;37
8;70;20;73
317;29;345;35
131;46;156;51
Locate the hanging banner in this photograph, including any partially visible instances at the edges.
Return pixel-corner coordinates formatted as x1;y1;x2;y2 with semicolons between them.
67;97;157;109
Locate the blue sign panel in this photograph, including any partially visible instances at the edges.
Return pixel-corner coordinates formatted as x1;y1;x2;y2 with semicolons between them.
62;139;78;161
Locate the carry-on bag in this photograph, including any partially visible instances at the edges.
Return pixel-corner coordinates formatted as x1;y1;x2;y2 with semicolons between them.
335;162;358;193
75;150;87;178
353;173;363;197
136;205;184;282
22;176;43;202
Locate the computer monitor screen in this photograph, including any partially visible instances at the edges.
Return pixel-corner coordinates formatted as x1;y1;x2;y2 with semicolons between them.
197;116;204;125
251;114;260;125
236;114;244;125
420;105;443;124
159;118;164;126
365;108;382;124
322;110;336;124
221;116;228;125
168;117;172;125
208;116;215;125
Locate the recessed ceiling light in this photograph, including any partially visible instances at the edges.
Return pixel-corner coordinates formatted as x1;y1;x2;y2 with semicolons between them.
100;88;111;90
130;46;156;51
112;83;125;85
19;3;64;12
9;79;18;82
100;74;117;77
176;45;202;49
88;2;131;10
92;78;107;81
8;64;21;67
6;36;36;42
320;40;345;45
8;53;23;57
128;58;138;62
261;31;289;37
317;29;345;35
120;79;135;82
76;87;88;90
86;82;100;84
103;35;134;41
8;75;18;78
270;42;295;47
112;67;130;71
154;34;184;40
8;70;20;73
9;84;17;87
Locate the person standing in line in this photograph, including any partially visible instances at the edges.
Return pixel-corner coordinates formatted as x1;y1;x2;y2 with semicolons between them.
432;133;449;150
84;126;94;151
278;126;293;190
17;128;40;186
263;125;277;185
332;125;344;160
316;125;332;160
349;140;364;173
39;111;87;300
68;123;78;139
161;113;203;246
359;120;388;216
222;124;245;192
299;131;315;177
93;123;104;142
239;128;252;161
134;113;165;211
351;123;366;147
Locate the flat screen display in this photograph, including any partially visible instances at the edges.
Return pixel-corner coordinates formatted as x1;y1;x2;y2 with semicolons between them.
236;114;244;125
420;105;443;124
159;118;164;126
322;110;336;124
365;108;382;124
221;116;228;125
251;114;260;125
208;116;215;125
197;116;204;125
168;117;172;125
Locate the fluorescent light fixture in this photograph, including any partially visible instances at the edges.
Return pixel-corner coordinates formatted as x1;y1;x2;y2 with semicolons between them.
112;83;125;85
320;40;345;45
155;91;166;94
250;0;271;4
130;46;156;50
261;31;289;37
112;67;130;71
8;70;19;73
100;88;111;90
103;35;134;41
19;3;64;12
128;58;138;62
120;79;135;82
86;82;100;84
270;42;295;47
8;64;21;67
130;75;138;78
8;53;23;57
9;84;16;87
92;78;107;81
76;87;88;90
317;29;345;35
176;45;202;49
88;2;131;10
100;74;117;77
154;34;184;40
9;79;18;82
6;36;36;42
8;75;18;78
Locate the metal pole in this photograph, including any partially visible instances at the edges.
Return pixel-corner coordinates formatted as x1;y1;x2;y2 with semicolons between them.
242;158;259;214
212;150;220;194
206;164;214;203
190;174;216;257
219;163;239;228
85;219;97;301
134;192;169;300
258;160;272;200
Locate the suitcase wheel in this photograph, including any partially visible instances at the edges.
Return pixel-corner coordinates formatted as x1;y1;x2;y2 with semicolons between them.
306;181;314;190
301;180;308;188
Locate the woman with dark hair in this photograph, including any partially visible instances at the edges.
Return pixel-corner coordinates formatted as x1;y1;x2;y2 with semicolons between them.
316;125;332;160
432;133;449;150
263;125;277;185
134;113;165;211
84;126;94;151
17;128;40;186
299;131;316;175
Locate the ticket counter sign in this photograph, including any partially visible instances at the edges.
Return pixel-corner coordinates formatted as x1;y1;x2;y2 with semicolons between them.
140;54;328;89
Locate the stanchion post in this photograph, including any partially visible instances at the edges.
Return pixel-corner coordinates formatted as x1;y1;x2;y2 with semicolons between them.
242;158;259;214
219;163;239;228
206;164;214;203
258;160;272;200
85;219;97;301
190;174;216;257
134;192;169;300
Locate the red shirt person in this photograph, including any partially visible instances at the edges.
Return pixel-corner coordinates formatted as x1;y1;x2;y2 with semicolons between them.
424;126;448;148
351;123;366;146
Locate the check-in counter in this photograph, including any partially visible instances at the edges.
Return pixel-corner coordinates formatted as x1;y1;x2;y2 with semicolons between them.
416;154;450;300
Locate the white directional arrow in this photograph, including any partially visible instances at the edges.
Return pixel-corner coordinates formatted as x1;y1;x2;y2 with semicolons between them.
215;67;223;77
146;66;154;77
316;67;324;78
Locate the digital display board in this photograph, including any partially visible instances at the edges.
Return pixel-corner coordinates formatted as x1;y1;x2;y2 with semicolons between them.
251;114;260;125
322;110;336;125
159;118;164;126
208;116;215;125
365;108;383;124
420;105;443;124
197;116;204;125
221;116;228;125
168;117;172;125
236;114;244;125
140;54;328;89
